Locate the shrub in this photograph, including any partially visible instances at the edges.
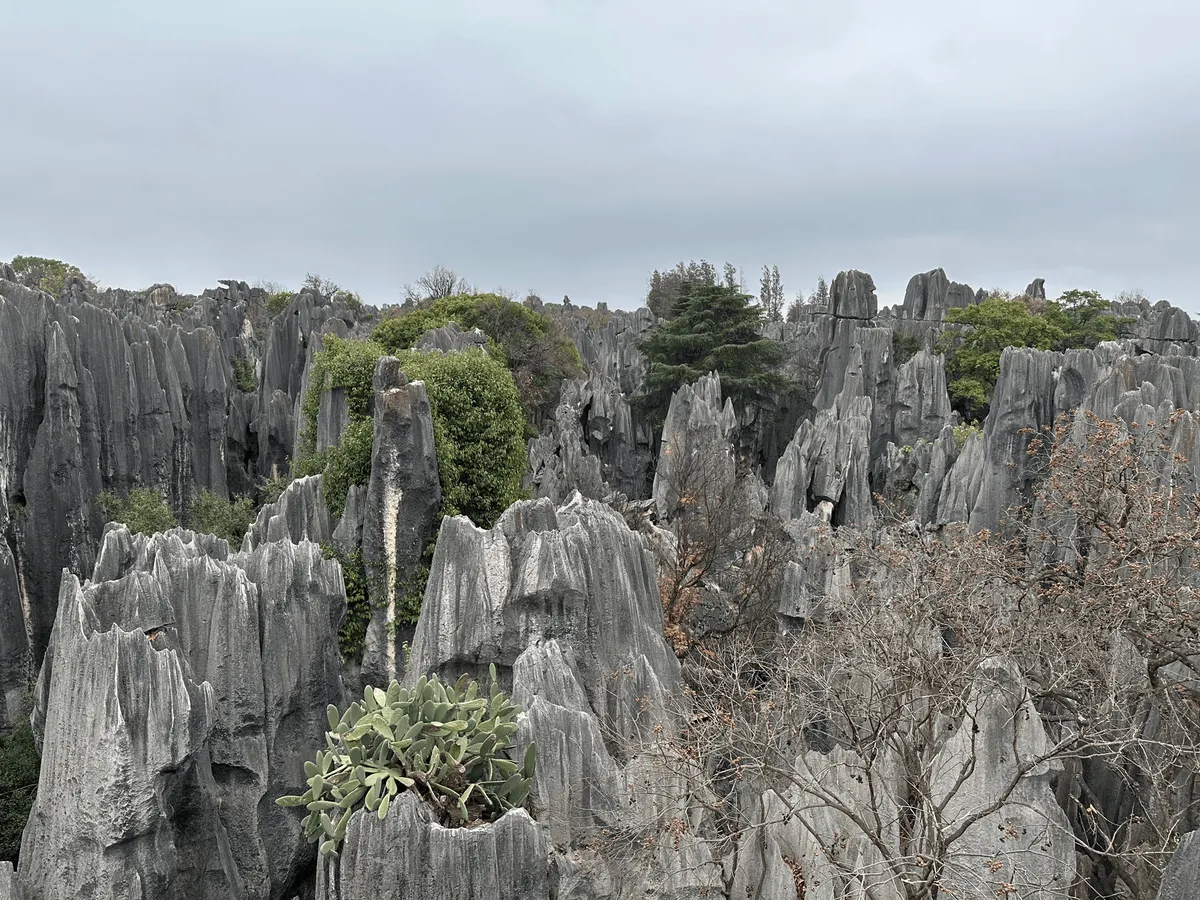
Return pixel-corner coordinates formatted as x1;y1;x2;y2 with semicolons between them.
322;544;371;662
891;330;922;365
298;337;385;461
276;669;536;858
266;291;294;316
373;293;581;423
393;349;528;528
98;488;178;535
232;357;256;393
321;419;374;521
0;709;39;864
8;255;83;296
189;489;256;547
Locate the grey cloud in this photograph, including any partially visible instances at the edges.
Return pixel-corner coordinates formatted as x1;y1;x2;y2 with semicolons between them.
1;0;1196;310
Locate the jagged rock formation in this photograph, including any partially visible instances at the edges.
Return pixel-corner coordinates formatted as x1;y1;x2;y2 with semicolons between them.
242;474;332;550
360;357;441;687
317;794;553;900
528;372;654;502
651;371;736;519
403;494;723;897
18;526;346;899
0;269;361;721
896;267;986;321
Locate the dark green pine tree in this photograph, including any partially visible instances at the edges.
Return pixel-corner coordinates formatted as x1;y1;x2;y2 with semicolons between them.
637;281;787;425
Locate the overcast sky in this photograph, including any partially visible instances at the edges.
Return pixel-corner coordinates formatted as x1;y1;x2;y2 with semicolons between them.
2;1;1197;312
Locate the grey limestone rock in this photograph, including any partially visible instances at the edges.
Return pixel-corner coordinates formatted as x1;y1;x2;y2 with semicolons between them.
652;372;736;520
899;267;981;321
19;526;346;900
414;321;489;353
360;357;441;687
316;793;553;900
1158;830;1200;900
829;269;878;320
242;473;332;551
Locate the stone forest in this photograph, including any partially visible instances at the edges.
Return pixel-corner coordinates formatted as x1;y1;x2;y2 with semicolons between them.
0;259;1198;899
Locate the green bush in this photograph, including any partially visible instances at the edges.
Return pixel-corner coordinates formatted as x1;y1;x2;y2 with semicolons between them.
373;293;581;423
232;357;256;393
322;544;371;662
9;255;83;296
189;489;256;547
276;669;536;858
0;709;39;864
266;291;295;316
299;339;528;530
891;331;922;365
98;488;179;535
940;291;1130;422
392;349;528;528
321;420;375;521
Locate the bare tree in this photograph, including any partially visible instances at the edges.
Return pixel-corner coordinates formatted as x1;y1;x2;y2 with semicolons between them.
631;413;1200;899
647;440;793;656
401;265;473;304
303;272;341;296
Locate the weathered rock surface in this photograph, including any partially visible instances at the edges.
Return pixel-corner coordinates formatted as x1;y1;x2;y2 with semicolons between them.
19;526;347;900
242;474;332;550
1158;830;1200;900
0;269;362;715
360;357;441;687
316;794;553;900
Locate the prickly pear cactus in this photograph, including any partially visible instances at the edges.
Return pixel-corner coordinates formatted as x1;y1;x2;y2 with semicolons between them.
277;665;536;858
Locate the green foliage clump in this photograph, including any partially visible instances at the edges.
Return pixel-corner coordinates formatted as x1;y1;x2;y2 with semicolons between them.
1055;289;1129;349
322;544;371;662
941;291;1127;422
373;293;581;423
891;331;922;365
320;420;375;521
299;336;386;461
189;489;256;547
232;357;256;393
266;290;294;316
638;281;787;425
952;422;981;450
299;338;527;530
393;349;528;528
0;710;39;864
9;256;83;296
276;669;536;858
98;488;179;535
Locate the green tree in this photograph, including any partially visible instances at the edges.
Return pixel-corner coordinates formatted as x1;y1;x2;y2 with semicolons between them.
811;276;830;309
373;293;580;424
298;338;527;530
638;281;787;425
189;489;256;546
394;349;528;528
942;297;1066;422
8;256;84;296
646;260;722;320
759;264;784;322
97;488;179;535
1054;289;1127;349
0;708;39;864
